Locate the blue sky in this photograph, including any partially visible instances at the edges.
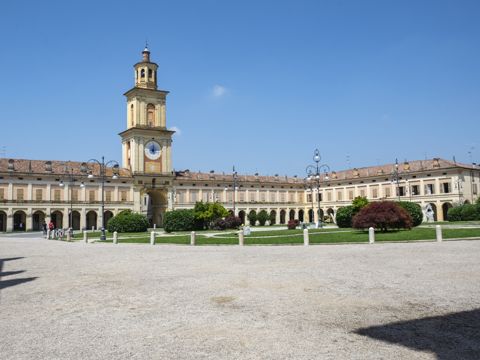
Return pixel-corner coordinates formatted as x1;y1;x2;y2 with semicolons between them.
0;0;479;177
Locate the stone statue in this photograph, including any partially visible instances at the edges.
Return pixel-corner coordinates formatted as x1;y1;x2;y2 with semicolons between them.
424;204;435;222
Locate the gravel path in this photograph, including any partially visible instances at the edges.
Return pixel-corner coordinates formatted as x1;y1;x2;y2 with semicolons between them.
1;237;480;359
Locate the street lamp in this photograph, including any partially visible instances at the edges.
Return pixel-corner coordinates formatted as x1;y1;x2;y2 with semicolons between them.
306;149;330;228
58;162;85;235
391;158;400;201
230;166;238;216
304;177;315;224
81;156;119;241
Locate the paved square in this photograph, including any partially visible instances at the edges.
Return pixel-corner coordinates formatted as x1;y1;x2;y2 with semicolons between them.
1;237;479;359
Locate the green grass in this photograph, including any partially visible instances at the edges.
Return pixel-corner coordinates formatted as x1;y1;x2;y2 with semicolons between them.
84;226;480;245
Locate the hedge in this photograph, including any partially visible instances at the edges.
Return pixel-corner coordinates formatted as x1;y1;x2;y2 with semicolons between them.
397;201;423;227
106;210;149;233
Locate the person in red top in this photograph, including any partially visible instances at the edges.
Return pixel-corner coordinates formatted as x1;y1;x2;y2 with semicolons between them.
48;221;54;231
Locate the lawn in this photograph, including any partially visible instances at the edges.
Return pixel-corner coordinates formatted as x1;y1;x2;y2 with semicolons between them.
87;227;480;245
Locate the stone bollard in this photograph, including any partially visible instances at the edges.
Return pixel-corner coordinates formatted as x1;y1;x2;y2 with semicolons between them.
150;231;156;245
113;231;118;244
239;231;244;246
67;231;71;241
92;226;95;232
83;230;88;243
436;225;443;242
303;228;309;246
190;231;196;246
153;223;156;230
46;229;50;240
369;227;375;244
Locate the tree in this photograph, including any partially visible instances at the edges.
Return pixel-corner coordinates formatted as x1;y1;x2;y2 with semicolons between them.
247;210;257;226
397;201;423;227
352;196;369;213
336;206;354;228
447;206;463;222
269;212;276;226
352;201;412;232
257;210;269;226
193;201;229;229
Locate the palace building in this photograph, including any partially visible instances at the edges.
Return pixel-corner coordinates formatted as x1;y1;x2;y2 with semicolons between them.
0;48;479;232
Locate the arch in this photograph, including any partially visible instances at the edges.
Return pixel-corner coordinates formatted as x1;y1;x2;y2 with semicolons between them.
464;200;470;204
442;202;453;221
86;210;97;230
238;210;246;225
327;208;335;223
148;69;153;78
32;210;46;231
318;209;325;222
140;69;145;78
308;209;314;223
280;209;286;224
0;210;7;232
298;209;304;222
289;209;295;221
428;203;438;222
270;210;277;225
13;210;26;231
147;103;155;127
104;211;114;227
71;211;81;230
51;210;63;229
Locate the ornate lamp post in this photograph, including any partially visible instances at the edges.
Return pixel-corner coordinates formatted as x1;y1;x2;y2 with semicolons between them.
81;156;119;241
226;166;238;215
391;158;400;201
58;163;85;234
306;149;330;228
304;177;315;224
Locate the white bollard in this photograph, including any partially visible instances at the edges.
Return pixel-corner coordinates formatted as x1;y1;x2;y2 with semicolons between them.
113;231;118;244
150;231;156;245
239;231;244;246
436;225;443;242
190;231;196;246
91;226;94;232
46;229;50;240
83;230;88;243
153;223;156;229
369;227;375;244
303;228;309;246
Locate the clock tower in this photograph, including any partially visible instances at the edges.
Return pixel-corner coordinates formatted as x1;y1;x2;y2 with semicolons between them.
119;47;175;226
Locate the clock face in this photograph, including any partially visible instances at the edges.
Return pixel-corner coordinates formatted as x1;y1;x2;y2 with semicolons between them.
145;141;161;160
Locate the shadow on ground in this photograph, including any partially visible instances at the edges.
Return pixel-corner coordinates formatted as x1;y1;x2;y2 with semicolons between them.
0;257;37;291
355;309;480;360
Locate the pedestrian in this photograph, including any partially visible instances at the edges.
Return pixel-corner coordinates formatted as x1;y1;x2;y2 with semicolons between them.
42;221;47;235
48;221;54;231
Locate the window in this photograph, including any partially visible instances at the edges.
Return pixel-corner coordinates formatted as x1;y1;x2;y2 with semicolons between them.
130;104;134;126
348;190;354;200
337;191;343;201
473;184;478;195
289;192;295;202
327;192;332;201
359;189;366;197
148;69;153;78
35;189;43;201
177;191;184;203
105;191;112;202
54;189;61;201
147;104;155;127
270;192;276;202
441;182;451;193
385;187;391;197
190;190;198;203
279;192;286;202
0;188;4;200
140;69;145;78
260;191;267;202
227;191;233;202
307;193;312;203
239;191;245;202
120;191;128;201
71;190;78;201
89;190;95;202
16;188;24;201
411;185;419;196
249;192;256;202
425;184;435;195
372;188;378;198
398;186;405;197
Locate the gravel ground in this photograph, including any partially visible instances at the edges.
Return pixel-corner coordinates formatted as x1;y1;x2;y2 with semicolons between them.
1;237;480;360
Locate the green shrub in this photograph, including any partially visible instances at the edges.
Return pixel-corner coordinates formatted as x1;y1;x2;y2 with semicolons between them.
460;204;480;221
193;201;229;229
447;206;463;222
269;212;276;226
257;210;269;226
397;201;423;227
336;206;354;228
247;210;257;226
163;209;196;233
106;210;149;233
352;196;369;213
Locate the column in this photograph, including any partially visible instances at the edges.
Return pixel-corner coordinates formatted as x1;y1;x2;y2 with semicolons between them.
27;183;33;201
46;184;52;201
97;206;103;230
63;207;70;229
80;207;86;230
26;208;33;231
7;183;13;200
6;208;13;232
